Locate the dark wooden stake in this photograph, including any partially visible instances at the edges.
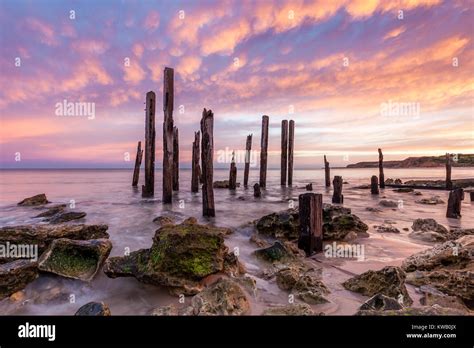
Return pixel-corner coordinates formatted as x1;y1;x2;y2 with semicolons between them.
324;155;330;187
298;193;323;256
446;153;453;190
172;127;179;191
306;183;313;191
470;192;474;202
281;120;288;185
253;183;261;198
201;108;215;217
142;91;156;197
132;141;143;187
332;175;344;204
244;134;252;188
288;120;295;186
371;175;379;194
259;115;269;188
446;188;463;218
229;151;237;190
378;148;385;188
191;131;200;193
162;67;174;204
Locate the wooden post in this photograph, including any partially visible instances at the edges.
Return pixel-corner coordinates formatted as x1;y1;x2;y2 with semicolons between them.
332;176;344;204
253;183;261;198
324;155;330;187
142;91;156;197
378;148;385;188
244;134;252;188
259;115;269;188
281;120;288;186
371;175;379;194
162;67;174;204
446;153;452;190
305;183;313;191
191;131;200;193
470;192;474;202
288;120;295;186
229;151;237;190
201;108;215;217
298;193;323;256
172;127;179;191
446;188;463;218
132;141;143;187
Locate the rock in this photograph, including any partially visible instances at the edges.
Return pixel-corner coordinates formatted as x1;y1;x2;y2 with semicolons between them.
149;304;183;316
249;234;271;248
322;203;351;219
305;184;313;191
413;191;422;196
255;208;299;240
0;224;109;256
9;290;26;302
394;179;402;184
379;200;399;208
213;180;240;189
353;184;371;189
356;305;467;316
153;216;175;227
342;266;413;306
104;219;237;295
75;302;111;316
393;188;413;193
375;224;400;233
18;194;49;206
416;196;445;205
254;241;293;262
276;265;329;304
47;211;87;224
365;207;382;212
190;278;250;315
418;285;470;312
0;260;38;300
38;238;112;281
263;303;314;315
323;214;369;240
402;236;473;302
409;218;452;242
449;228;474;240
359;294;403;311
34;204;67;218
385;178;394;185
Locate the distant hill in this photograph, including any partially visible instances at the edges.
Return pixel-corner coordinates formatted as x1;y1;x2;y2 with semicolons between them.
346;154;474;168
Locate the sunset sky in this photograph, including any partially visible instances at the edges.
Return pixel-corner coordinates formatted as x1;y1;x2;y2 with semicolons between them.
0;0;473;169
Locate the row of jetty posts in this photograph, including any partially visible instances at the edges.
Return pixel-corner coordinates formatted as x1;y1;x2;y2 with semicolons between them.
130;67;468;257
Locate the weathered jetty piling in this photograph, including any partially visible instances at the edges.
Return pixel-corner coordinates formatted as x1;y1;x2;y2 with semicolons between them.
244;134;252;187
332;175;344;204
446;153;453;190
132;141;143;187
446;188;463;218
173;127;179;191
324;155;330;187
254;183;261;198
378;148;385;188
281;120;288;185
471;192;474;202
371;175;379;194
229;151;237;190
191;131;200;193
142;91;156;197
298;193;323;255
288;120;295;186
259;115;269;188
162;67;174;204
201;108;215;217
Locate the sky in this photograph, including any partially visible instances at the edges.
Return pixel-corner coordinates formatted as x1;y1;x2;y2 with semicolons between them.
0;0;473;169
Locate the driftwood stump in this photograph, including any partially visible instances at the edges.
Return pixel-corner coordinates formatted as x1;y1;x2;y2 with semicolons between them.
288;120;295;186
162;67;174;204
332;176;344;204
298;193;323;255
244;134;252;188
229;151;237;190
281;120;288;186
142;91;156;197
191;131;200;193
201;108;215;217
446;153;453;190
132;141;143;187
371;175;379;194
446;188;463;218
253;183;261;198
378;148;385;188
259;115;269;188
173;127;179;191
324;155;330;187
